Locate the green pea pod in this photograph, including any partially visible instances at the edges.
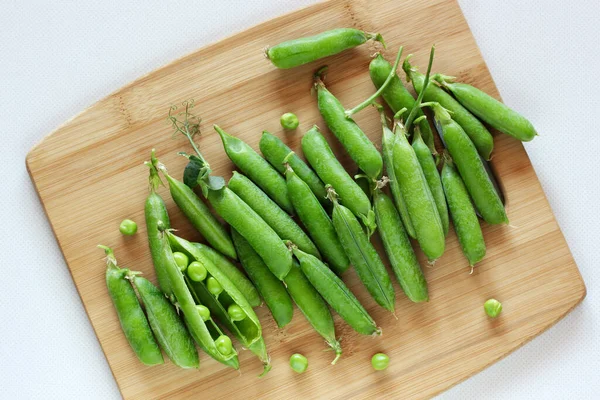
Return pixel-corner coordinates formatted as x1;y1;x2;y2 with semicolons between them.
285;165;349;274
265;28;385;69
330;193;395;312
161;170;237;260
169;234;270;375
207;186;292;280
100;246;163;366
392;123;446;261
425;102;508;225
435;76;537;142
375;105;416;239
404;58;494;160
215;125;293;214
293;247;380;335
283;261;342;364
412;126;449;237
369;53;435;152
259;131;329;208
301;126;376;233
314;74;383;180
191;242;261;308
160;232;239;368
132;276;199;369
441;158;486;266
231;229;294;328
372;190;429;302
144;158;173;296
228;171;320;259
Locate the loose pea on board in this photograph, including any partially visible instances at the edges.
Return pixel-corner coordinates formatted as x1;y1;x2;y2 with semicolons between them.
280;112;299;130
434;74;538;142
265;28;385;69
119;219;137;236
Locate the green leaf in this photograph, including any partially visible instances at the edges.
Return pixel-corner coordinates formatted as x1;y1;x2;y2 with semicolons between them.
183;155;205;188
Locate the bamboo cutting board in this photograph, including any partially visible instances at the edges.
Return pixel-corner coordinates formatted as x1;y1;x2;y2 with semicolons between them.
26;0;586;398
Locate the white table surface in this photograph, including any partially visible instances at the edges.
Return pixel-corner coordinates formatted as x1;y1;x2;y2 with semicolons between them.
1;0;598;398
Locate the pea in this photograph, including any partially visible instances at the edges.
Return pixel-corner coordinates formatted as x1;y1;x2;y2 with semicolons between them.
196;304;211;321
173;252;189;272
206;277;223;296
187;261;208;282
434;75;537;142
289;353;308;374
119;219;137;236
280;112;299;130
227;304;246;321
266;28;384;69
484;299;502;318
215;335;233;355
371;353;390;371
404;56;494;160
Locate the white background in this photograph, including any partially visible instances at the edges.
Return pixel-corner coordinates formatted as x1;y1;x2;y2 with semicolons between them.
1;0;598;398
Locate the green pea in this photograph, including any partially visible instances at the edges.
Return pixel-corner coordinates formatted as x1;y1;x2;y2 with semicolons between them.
259;131;329;209
371;353;390;371
289;353;308;373
187;261;207;282
227;304;246;321
369;53;435;152
173;252;189;272
196;304;211;321
314;71;383;180
435;75;537;142
266;28;384;69
404;57;494;160
301;126;376;233
206;277;223;296
280;112;299;130
119;219;137;236
484;299;502;318
215;335;233;355
441;157;486;266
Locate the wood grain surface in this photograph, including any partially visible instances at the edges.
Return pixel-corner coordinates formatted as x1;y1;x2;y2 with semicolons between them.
26;0;586;398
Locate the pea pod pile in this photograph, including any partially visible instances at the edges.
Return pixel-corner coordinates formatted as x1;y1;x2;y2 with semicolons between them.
99;27;537;375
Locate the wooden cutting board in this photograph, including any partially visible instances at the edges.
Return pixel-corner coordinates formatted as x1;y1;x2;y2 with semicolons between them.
26;0;586;398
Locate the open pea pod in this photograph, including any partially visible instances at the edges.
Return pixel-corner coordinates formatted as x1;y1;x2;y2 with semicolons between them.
168;232;270;375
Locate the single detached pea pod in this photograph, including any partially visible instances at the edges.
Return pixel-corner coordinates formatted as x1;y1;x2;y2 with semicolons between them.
259;131;329;208
314;68;383;180
441;156;486;266
207;185;292;280
265;28;385;69
424;102;508;225
215;125;293;214
434;75;537;141
404;57;494;160
292;247;380;335
329;188;395;312
231;229;294;328
159;232;239;369
285;165;349;274
192;242;260;308
301;125;376;233
144;154;173;296
369;53;435;152
169;234;270;375
154;159;237;260
229;171;320;259
392;121;446;261
132;276;199;369
283;260;342;364
372;189;429;302
412;121;449;237
375;104;416;239
100;245;163;366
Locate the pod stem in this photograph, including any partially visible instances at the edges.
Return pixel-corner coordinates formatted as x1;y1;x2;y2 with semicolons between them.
325;184;340;205
329;340;343;365
344;46;403;118
313;66;329;90
365;32;386;49
420;101;453;123
98;245;117;267
144;149;164;192
431;73;456;87
405;45;435;132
